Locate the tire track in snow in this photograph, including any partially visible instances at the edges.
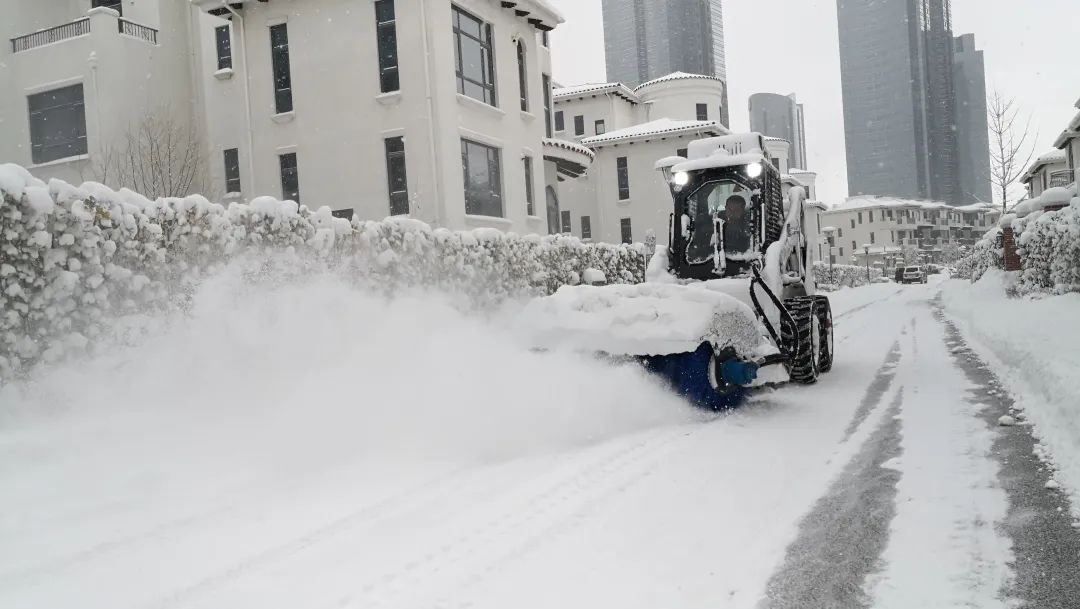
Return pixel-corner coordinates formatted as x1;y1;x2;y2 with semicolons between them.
841;340;902;442
760;388;904;609
937;304;1080;608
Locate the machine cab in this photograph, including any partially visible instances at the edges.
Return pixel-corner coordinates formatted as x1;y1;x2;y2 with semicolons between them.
658;133;785;281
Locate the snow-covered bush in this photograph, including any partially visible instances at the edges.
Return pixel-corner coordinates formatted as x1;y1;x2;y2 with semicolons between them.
1012;203;1080;294
812;262;882;290
0;165;645;379
953;227;1002;282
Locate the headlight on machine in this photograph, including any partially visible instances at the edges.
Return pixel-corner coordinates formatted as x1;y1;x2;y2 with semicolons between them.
673;171;690;186
746;162;763;178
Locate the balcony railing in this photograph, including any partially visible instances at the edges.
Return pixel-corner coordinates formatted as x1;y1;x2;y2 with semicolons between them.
118;18;158;44
1049;169;1076;188
10;18;90;53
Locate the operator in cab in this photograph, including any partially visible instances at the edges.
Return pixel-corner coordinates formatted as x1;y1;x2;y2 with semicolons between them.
722;194;753;274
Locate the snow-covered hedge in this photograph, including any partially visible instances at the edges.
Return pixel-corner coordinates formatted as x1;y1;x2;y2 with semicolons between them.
0;165;645;379
952;227;1002;282
1012;201;1080;294
812;262;883;290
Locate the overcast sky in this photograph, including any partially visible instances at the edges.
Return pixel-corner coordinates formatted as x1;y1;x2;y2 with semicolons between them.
547;0;1078;203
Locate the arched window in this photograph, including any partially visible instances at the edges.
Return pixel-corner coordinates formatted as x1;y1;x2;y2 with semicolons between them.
546;186;560;235
517;40;528;112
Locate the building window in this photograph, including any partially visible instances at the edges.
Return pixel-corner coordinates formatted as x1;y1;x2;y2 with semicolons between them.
554;110;565;132
516;41;529;112
270;23;293;113
215;25;232;70
857;212;863;224
461;138;502;217
677;148;688;157
542;74;552;138
279;152;299;203
542;30;549;48
561;210;571;233
620;218;632;244
92;0;122;15
870;232;876;244
696;103;708;121
375;0;400;93
595;120;606;135
452;6;496;106
839;247;844;257
524;156;535;216
852;241;856;251
332;209;353;220
850;219;855;229
385;136;409;215
28;84;87;164
838;228;843;238
223;148;241;194
574;115;585;136
546;186;560;234
581;215;592;239
616;156;630;200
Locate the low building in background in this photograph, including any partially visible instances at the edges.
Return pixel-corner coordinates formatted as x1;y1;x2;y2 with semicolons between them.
815;197;1001;270
1051;97;1080;191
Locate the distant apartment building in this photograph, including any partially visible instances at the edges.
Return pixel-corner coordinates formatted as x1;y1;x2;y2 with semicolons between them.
2;0;592;237
836;0;990;205
601;0;729;126
748;92;807;170
816;198;1001;267
552;73;816;246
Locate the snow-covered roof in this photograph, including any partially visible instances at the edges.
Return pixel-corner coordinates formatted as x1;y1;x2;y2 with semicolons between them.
826;196;997;215
553;83;640;104
788;168;815;175
1022;149;1068;182
579;118;724;147
634;72;725;92
1053;111;1080;148
542;138;594;178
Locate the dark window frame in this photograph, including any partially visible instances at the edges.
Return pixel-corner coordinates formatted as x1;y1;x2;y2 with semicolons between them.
279;152;300;203
677;147;688;158
594;119;606;135
92;0;122;16
616;156;630;200
560;210;571;234
385;136;409;215
223;148;241;194
581;215;592;240
28;84;87;164
542;74;552;138
574;115;585;136
524;155;535;216
215;24;232;70
375;0;400;93
270;23;293;114
452;6;497;107
696;103;708;121
517;40;529;112
554;110;565;132
461;138;503;217
620;218;632;244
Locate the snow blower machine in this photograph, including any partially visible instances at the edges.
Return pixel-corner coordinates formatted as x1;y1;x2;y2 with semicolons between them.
521;133;834;409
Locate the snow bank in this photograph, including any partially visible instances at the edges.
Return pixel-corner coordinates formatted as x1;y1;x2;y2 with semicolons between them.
0;167;645;380
942;271;1080;517
518;283;766;358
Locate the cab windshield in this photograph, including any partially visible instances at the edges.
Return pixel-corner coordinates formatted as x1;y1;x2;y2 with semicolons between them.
685;179;758;266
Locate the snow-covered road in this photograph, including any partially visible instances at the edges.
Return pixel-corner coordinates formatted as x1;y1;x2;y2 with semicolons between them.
1;277;1077;608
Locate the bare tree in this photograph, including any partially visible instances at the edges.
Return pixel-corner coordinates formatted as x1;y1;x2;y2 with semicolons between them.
987;90;1037;213
90;108;213;200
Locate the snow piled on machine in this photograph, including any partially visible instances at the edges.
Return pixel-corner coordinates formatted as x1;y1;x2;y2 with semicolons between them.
518;282;766;359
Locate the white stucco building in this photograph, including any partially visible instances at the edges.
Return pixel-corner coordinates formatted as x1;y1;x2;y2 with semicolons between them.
0;0;201;188
551;73;817;245
3;0;591;237
1020;149;1069;199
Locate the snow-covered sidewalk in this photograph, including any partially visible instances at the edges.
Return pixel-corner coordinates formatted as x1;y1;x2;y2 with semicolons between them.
942;272;1080;519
